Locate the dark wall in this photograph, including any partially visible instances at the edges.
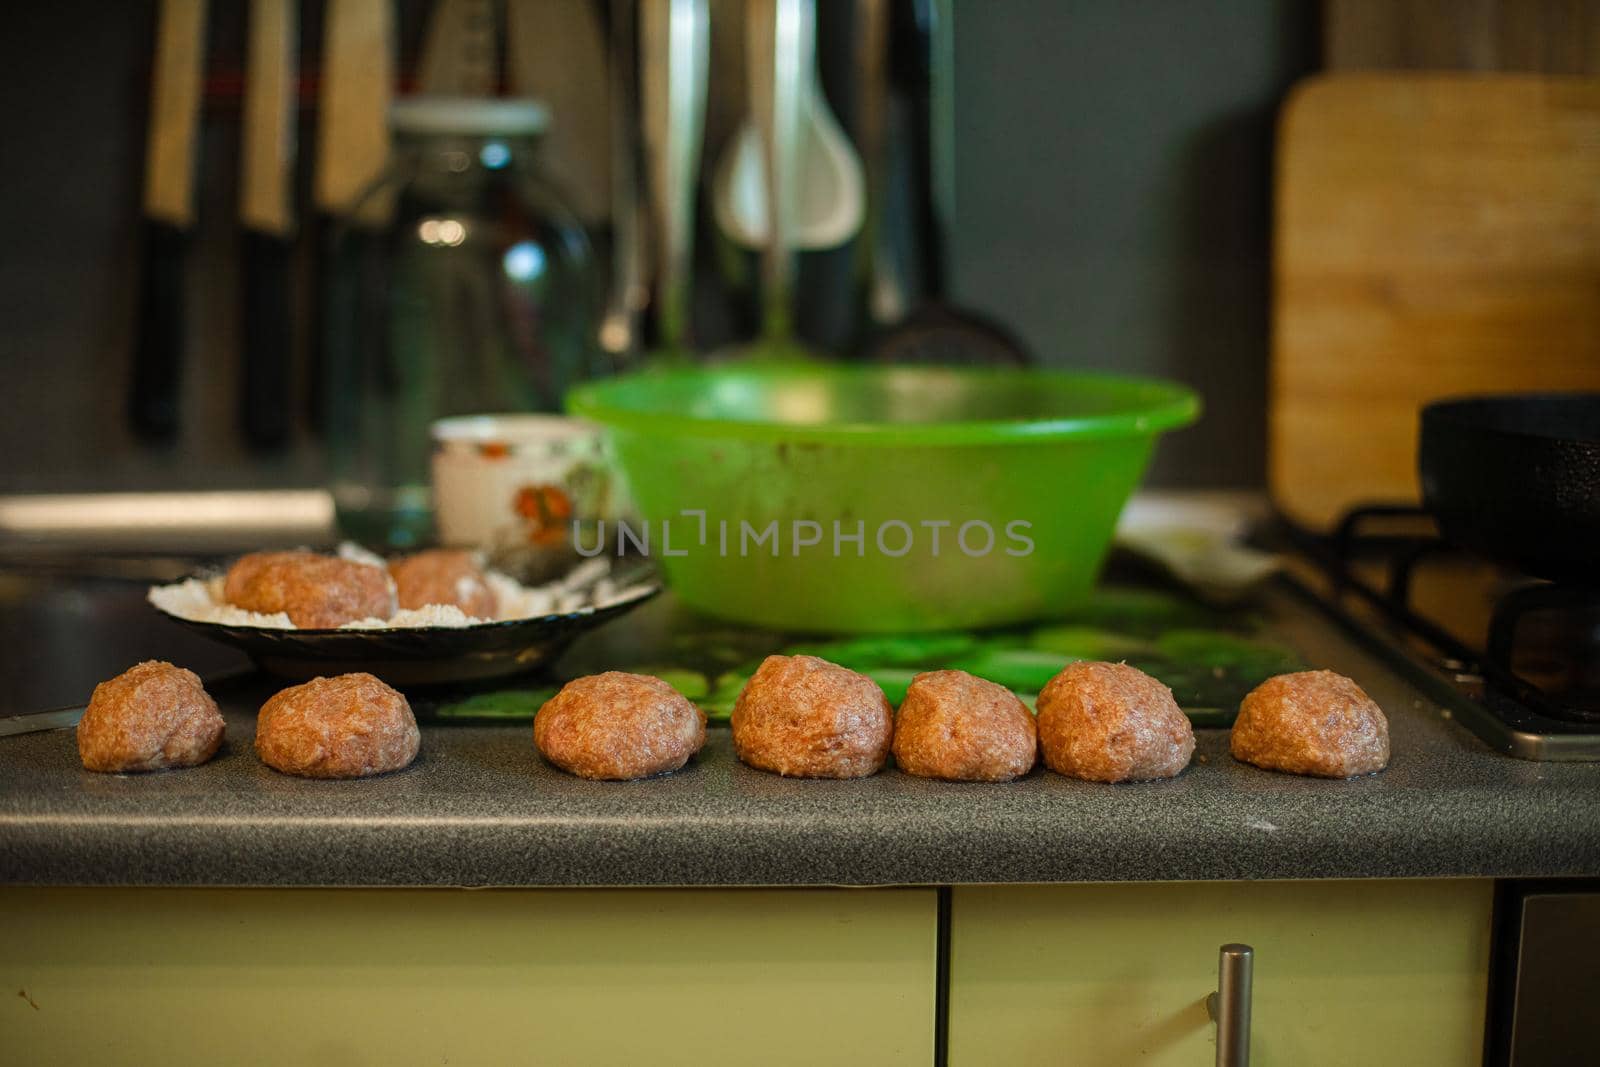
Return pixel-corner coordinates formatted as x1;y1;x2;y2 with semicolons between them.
0;0;1315;493
950;0;1318;485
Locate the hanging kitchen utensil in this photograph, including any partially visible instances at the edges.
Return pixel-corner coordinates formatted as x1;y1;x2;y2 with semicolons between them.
712;0;863;253
505;0;611;224
238;0;296;451
418;0;500;97
597;0;646;358
852;0;906;328
130;0;208;443
409;0;502;408
745;0;806;354
640;0;710;353
862;274;1030;366
310;0;395;431
862;0;1028;367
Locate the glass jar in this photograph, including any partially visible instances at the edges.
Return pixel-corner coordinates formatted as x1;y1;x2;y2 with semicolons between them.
324;97;607;548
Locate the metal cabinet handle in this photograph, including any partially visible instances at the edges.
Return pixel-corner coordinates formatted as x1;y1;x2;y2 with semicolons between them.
1205;943;1254;1067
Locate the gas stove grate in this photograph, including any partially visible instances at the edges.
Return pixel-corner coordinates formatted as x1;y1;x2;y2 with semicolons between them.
1275;504;1600;759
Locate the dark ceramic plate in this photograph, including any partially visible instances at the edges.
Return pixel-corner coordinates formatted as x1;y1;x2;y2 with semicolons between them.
153;583;660;686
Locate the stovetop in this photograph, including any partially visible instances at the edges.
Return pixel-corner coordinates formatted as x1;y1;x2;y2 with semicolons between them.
1275;505;1600;761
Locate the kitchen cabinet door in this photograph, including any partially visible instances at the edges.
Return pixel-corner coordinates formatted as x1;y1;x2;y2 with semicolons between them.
949;880;1491;1065
2;887;935;1065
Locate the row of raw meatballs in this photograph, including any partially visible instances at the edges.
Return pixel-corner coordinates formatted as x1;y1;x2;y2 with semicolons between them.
77;655;1389;782
542;656;1390;782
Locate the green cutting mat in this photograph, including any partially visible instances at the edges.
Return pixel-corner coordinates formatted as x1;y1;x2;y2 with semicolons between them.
428;587;1303;729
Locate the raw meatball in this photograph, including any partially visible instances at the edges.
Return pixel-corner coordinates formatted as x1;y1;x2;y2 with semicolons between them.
389;549;497;619
255;673;420;778
223;550;395;628
893;670;1036;782
1231;670;1389;778
77;661;224;773
1036;661;1194;782
534;672;706;780
731;655;893;779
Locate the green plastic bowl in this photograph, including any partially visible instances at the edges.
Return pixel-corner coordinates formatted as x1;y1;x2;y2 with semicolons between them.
567;362;1199;633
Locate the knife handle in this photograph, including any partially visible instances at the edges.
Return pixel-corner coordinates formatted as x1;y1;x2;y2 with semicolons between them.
305;213;330;435
240;229;295;450
130;220;189;443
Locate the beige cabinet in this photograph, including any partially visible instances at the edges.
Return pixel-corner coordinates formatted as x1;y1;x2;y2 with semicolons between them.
3;887;936;1066
949;880;1492;1065
2;879;1495;1065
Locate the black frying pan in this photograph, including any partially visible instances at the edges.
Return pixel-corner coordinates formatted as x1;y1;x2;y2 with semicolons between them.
1419;393;1600;584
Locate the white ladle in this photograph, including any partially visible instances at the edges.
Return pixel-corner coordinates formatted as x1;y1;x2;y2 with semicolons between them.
713;0;864;252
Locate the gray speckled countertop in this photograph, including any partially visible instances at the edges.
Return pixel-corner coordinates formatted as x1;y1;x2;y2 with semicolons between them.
3;585;1599;887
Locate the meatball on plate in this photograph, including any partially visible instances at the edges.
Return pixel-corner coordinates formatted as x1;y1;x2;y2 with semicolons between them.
389;549;498;620
223;550;396;629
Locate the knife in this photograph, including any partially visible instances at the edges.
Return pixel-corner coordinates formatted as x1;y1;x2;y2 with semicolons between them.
130;0;208;443
0;707;85;740
309;0;395;432
0;667;255;739
238;0;297;451
314;0;394;217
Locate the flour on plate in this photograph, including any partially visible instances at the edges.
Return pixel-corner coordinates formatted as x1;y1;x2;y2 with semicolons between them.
148;545;653;631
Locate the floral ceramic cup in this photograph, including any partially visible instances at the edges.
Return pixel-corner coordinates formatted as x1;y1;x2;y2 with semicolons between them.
431;415;624;582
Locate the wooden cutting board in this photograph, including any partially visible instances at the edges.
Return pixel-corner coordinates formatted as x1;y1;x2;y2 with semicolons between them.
1271;74;1600;530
